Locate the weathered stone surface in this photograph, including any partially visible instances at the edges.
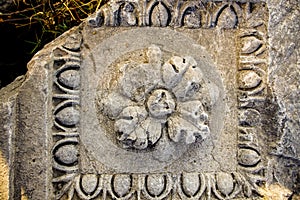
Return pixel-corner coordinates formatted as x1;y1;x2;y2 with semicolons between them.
0;0;299;199
267;0;300;195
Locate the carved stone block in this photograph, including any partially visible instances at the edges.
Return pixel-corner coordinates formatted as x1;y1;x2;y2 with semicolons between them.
0;0;299;199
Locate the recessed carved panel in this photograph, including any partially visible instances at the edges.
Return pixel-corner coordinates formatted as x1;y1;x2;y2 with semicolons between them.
98;45;211;150
50;1;270;199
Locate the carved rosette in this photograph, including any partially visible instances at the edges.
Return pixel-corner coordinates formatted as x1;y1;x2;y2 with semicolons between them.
99;45;210;150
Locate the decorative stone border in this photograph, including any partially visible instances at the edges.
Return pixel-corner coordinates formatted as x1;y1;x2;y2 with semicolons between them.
51;33;82;197
236;5;269;198
51;1;269;199
88;0;266;29
53;172;263;200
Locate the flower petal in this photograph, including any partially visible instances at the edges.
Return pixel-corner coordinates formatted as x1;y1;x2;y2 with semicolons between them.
178;100;209;128
147;44;162;66
119;46;163;102
118;116;162;149
140;118;162;145
162;56;196;89
167;116;210;144
118;131;137;149
120;63;161;102
118;106;148;120
132;127;148;150
172;65;206;102
115;106;148;136
99;91;134;119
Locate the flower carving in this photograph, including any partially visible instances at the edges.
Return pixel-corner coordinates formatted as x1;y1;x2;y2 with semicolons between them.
100;45;211;150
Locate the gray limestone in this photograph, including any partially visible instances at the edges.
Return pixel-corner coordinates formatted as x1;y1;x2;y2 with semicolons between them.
0;0;299;199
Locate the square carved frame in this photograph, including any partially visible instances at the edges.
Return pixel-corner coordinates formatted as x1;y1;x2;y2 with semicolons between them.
50;0;269;199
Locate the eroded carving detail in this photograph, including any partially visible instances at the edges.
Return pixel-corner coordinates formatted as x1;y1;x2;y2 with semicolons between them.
51;2;270;199
117;2;138;26
212;3;241;29
149;1;171;27
99;45;210;150
88;0;266;29
53;172;267;199
51;33;83;199
237;2;269;197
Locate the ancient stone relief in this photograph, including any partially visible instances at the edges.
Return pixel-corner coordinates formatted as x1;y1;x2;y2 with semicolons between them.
88;0;245;29
52;34;82;174
49;0;271;199
98;45;210;150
